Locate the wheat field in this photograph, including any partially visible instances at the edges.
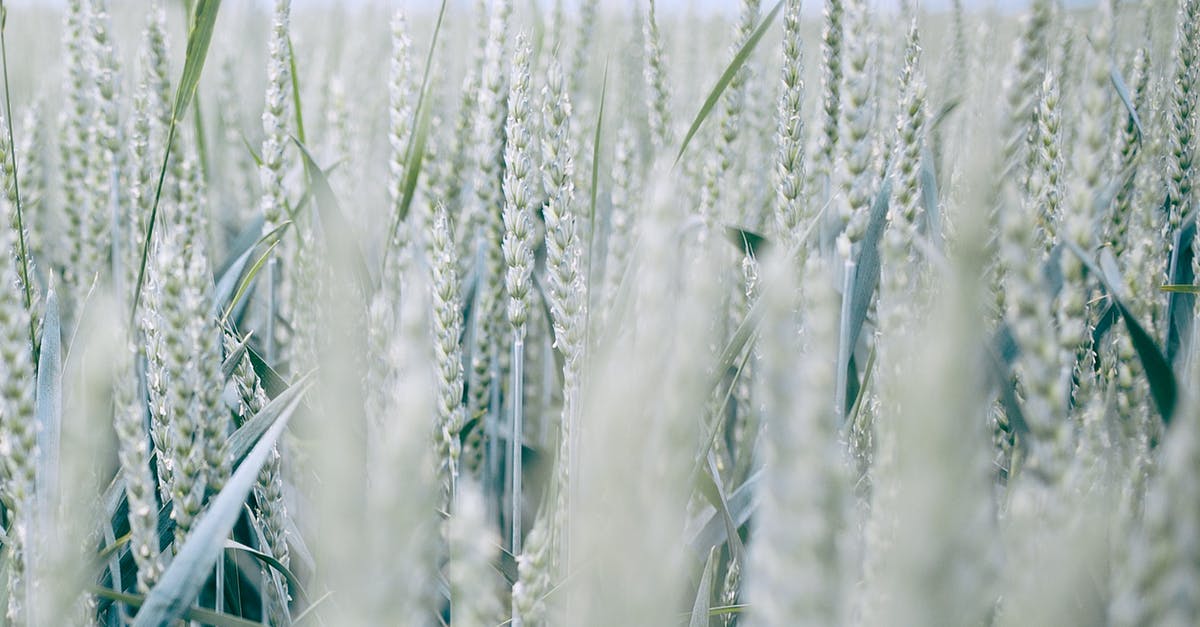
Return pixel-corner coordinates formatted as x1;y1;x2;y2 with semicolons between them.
0;0;1196;625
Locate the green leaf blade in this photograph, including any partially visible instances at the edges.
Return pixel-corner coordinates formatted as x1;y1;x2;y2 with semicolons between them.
674;0;784;164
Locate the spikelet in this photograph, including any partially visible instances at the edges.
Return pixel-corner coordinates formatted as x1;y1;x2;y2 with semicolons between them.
258;0;292;235
125;82;156;310
834;0;876;259
575;177;716;624
745;257;853;627
888;23;927;240
1055;5;1112;413
1107;46;1150;255
872;185;997;627
386;11;417;253
513;510;553;623
697;0;761;231
15;108;44;257
361;265;439;624
84;0;120;290
1166;0;1199;243
449;482;504;627
0;112;32;346
1001;80;1068;483
1113;336;1200;626
773;0;806;242
142;151;222;548
60;0;92;305
541;54;588;563
568;0;599;98
225;333;288;564
0;194;37;625
642;0;672;153
447;0;491;233
224;330;292;623
113;335;162;593
502;35;537;337
1000;0;1054;175
812;0;845;202
602;123;638;310
426;202;466;502
1029;71;1063;252
465;0;513;431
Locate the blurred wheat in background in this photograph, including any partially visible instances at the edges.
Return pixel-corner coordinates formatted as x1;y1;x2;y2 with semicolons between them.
0;0;1196;624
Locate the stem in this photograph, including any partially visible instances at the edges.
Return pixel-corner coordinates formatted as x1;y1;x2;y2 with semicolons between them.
130;117;179;326
511;334;524;553
835;259;856;421
266;257;278;363
215;554;224;615
511;333;524;627
0;4;36;353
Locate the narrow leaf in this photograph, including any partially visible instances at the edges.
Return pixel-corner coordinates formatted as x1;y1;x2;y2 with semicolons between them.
173;0;223;119
930;100;960;131
225;372;312;467
214;216;265;283
220;331;251;381
1110;65;1144;138
287;35;306;145
1165;215;1195;364
1062;240;1178;426
380;0;446;275
689;470;761;553
723;226;770;258
131;385;306;627
292;138;370;286
131;0;223;324
674;0;784;164
224;539;306;598
846;177;893;355
689;546;718;627
246;342;290;399
92;587;262;627
221;236;283;325
239;130;263;167
590;62;607;231
35;290;62;519
919;146;942;249
211;244;254;318
703;452;746;563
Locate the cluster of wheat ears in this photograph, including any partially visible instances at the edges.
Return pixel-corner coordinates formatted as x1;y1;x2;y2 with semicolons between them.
0;0;1196;624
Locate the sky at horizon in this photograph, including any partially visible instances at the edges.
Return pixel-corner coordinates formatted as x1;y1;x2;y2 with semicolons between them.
3;0;1093;13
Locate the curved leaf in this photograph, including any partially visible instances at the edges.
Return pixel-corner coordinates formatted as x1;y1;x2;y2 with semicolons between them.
1165;215;1194;364
1062;240;1177;426
225;372;312;467
35;290;61;522
131;383;307;627
292;138;370;287
224;539;306;600
689;470;761;553
690;546;718;627
92;587;260;627
723;226;770;258
846;177;893;356
131;0;224;323
380;0;446;275
675;0;784;164
173;0;223;119
1110;65;1144;139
